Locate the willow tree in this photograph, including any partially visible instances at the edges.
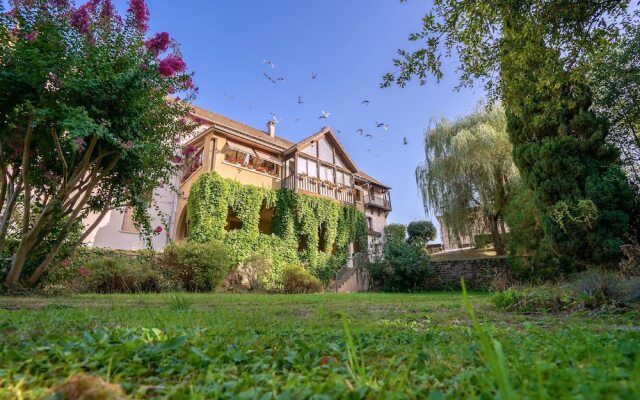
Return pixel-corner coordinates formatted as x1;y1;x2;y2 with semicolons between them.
417;104;517;255
387;0;637;267
0;0;196;287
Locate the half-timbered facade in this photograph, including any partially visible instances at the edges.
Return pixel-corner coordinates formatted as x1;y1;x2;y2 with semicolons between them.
83;104;391;256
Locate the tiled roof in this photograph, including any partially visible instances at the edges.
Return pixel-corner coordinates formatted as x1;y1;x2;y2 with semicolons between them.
355;170;390;189
190;104;294;150
189;103;389;189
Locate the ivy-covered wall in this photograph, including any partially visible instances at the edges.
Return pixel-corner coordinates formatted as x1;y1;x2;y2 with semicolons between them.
186;172;367;288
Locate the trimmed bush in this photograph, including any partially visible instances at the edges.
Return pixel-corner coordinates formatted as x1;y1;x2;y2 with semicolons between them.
281;265;323;294
163;241;231;292
83;257;162;294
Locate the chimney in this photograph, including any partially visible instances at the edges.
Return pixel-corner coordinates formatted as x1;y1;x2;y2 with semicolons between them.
267;121;276;138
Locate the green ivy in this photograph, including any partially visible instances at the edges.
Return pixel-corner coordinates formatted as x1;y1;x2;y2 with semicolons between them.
186;172;367;288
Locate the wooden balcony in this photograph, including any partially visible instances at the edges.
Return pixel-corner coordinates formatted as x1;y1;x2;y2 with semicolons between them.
364;193;391;211
283;175;355;205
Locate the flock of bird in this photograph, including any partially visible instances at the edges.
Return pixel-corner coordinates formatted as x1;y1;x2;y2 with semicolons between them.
222;59;409;153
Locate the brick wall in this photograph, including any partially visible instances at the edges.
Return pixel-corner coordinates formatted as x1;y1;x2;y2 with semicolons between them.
425;257;510;290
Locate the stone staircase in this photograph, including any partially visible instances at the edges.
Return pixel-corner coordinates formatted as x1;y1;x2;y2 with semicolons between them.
328;266;370;292
328;267;357;292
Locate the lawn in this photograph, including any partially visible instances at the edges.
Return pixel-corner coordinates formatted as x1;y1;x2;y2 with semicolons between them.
1;292;639;399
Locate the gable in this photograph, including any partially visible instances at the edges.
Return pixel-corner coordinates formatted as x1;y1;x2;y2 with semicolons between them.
291;129;358;172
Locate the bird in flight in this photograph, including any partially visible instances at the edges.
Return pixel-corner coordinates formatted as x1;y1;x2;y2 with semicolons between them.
297;96;304;104
263;59;275;69
336;129;342;134
276;76;285;82
365;134;373;139
224;93;235;101
362;100;369;106
263;72;276;83
403;137;409;145
355;129;364;135
311;72;318;80
319;110;330;119
269;113;279;124
376;121;389;130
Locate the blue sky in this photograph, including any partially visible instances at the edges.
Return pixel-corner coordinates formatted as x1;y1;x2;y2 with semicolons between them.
119;0;485;239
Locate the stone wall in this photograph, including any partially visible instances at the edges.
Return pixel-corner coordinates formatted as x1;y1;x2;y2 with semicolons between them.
425;257;510;291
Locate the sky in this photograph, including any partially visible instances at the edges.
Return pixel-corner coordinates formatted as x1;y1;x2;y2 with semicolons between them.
114;0;485;240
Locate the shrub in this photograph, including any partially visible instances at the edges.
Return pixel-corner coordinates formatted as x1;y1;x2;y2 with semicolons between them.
225;254;271;291
368;238;430;292
624;277;640;304
282;265;323;294
163;241;231;292
572;270;627;308
490;289;524;310
83;257;162;294
491;287;575;313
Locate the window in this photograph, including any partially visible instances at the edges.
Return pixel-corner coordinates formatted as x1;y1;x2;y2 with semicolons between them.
121;207;139;233
223;146;251;166
367;217;373;230
319;165;334;182
318;138;333;163
336;171;351;186
297;157;317;177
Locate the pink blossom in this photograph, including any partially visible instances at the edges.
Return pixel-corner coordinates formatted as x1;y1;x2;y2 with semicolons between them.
157;60;175;77
61;258;72;268
154;225;163;233
139;63;148;71
167;86;175;94
70;5;91;35
181;144;197;156
78;266;91;277
164;56;186;73
24;32;37;43
127;0;149;33
144;32;170;56
184;76;195;89
157;56;186;78
171;155;183;164
122;140;134;149
99;0;115;21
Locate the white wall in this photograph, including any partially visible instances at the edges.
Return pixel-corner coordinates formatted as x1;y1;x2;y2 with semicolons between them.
365;207;387;259
82;178;178;252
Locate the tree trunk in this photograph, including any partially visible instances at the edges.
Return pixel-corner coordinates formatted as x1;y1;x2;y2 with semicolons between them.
490;215;507;255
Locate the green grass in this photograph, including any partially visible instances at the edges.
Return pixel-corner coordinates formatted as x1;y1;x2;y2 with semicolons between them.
430;246;501;262
0;292;639;399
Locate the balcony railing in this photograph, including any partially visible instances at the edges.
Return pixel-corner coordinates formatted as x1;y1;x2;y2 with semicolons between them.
364;193;391;211
283;175;355;204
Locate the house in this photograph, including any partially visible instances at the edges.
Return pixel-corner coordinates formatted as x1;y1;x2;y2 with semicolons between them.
82;104;392;262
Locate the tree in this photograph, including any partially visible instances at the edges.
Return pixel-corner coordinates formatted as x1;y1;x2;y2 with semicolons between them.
416;103;518;255
386;0;636;266
0;0;196;287
589;20;640;241
367;224;430;292
406;220;437;245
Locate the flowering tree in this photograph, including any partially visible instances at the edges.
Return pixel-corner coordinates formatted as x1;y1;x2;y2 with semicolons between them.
0;0;197;287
